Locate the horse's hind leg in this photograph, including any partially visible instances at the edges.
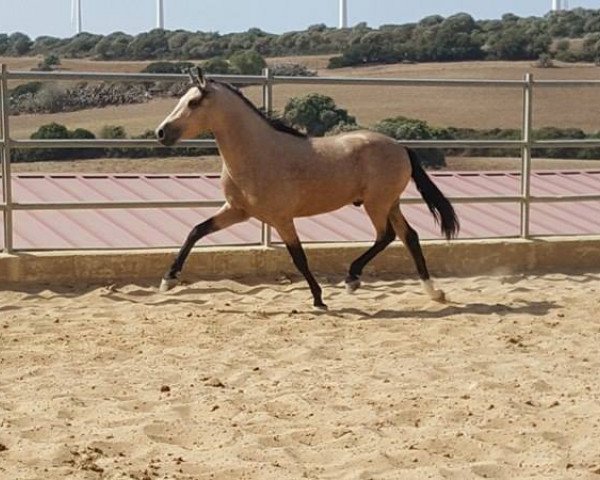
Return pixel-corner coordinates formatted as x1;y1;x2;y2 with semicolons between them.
275;221;327;310
345;203;396;293
388;207;445;302
160;203;248;292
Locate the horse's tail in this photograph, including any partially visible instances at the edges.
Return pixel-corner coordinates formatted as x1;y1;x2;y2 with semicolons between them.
407;148;459;240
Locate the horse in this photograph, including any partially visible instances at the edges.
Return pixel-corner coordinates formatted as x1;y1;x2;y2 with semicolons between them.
155;68;459;310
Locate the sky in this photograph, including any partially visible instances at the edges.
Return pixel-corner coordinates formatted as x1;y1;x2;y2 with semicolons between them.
0;0;599;39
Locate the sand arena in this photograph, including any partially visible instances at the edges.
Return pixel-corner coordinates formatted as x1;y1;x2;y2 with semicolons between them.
1;239;600;479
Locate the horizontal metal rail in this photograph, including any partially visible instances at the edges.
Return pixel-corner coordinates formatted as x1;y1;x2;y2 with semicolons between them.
7;70;266;85
535;79;600;87
533;139;600;148
11;194;600;212
11;138;217;149
272;76;526;88
11;200;225;211
9;138;522;150
530;194;600;203
10;138;600;150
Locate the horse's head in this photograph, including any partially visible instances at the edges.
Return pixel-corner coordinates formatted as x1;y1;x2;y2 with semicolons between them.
156;67;214;146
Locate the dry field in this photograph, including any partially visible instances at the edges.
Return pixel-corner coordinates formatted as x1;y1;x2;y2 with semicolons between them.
1;273;600;479
4;57;600;140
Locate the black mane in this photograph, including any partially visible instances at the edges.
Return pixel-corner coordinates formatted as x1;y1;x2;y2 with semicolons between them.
217;81;307;139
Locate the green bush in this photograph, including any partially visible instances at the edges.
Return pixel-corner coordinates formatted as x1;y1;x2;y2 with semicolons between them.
35;54;61;71
283;93;356;137
16;123;99;161
100;125;127;139
30;122;71;140
201;57;232;74
9;81;44;98
228;50;267;75
373;116;446;168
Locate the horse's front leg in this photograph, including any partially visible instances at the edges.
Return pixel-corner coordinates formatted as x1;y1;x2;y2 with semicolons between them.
160;203;248;292
275;221;327;310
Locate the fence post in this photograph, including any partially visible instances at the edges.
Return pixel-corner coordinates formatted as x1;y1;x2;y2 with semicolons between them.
261;67;274;247
0;64;13;254
520;73;533;239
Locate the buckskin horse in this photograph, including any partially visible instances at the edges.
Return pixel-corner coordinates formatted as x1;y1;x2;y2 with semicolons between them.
156;68;459;310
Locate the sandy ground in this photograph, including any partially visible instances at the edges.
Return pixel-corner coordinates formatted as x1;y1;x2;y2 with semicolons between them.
1;273;600;479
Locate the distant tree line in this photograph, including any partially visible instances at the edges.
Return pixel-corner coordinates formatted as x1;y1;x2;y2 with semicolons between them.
3;9;600;67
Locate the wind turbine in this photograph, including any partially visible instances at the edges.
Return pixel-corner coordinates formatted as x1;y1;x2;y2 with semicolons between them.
156;0;165;29
339;0;348;28
552;0;562;12
71;0;82;34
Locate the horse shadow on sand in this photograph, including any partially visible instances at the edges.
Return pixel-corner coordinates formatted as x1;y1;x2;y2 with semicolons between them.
0;276;564;318
333;299;560;321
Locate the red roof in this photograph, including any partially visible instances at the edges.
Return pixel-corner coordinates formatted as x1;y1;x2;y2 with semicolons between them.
1;170;599;250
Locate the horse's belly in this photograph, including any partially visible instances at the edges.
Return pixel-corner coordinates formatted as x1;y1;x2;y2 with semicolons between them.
293;194;355;217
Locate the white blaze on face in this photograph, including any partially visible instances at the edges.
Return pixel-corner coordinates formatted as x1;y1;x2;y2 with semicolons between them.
166;87;202;123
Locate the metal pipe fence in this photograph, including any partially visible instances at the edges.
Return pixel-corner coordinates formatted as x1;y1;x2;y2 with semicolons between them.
2;66;600;254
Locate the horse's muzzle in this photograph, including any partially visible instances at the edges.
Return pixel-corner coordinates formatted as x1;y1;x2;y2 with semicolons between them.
155;124;180;147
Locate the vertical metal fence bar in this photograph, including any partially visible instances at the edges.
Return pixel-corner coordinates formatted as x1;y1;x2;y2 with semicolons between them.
1;64;14;254
520;73;534;239
261;67;274;247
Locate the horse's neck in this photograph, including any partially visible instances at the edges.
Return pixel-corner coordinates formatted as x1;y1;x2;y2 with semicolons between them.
211;94;278;179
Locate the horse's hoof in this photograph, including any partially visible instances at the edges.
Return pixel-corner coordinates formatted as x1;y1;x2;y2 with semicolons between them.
430;289;446;303
345;278;361;294
159;277;178;292
313;302;329;311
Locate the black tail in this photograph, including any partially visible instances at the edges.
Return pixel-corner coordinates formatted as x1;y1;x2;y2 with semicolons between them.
408;148;459;240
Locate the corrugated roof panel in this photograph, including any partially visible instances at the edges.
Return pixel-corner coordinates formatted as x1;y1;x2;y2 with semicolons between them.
530;202;600;236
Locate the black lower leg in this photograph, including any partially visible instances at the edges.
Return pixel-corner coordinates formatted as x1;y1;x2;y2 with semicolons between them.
285;242;326;309
404;225;430;281
346;222;395;283
164;218;216;279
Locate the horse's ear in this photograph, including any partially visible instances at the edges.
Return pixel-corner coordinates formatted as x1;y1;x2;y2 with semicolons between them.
188;66;207;90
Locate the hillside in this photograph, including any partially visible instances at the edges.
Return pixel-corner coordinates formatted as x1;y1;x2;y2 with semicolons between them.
3;8;600;66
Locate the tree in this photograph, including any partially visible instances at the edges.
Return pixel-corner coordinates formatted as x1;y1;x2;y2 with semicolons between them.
32;36;62;55
202;57;231;74
8;32;33;56
0;34;8;55
127;29;169;59
93;32;132;60
228;50;267;75
283;93;356;137
61;32;102;57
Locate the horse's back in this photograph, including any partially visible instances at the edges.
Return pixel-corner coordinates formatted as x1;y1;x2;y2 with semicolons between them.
313;129;411;184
